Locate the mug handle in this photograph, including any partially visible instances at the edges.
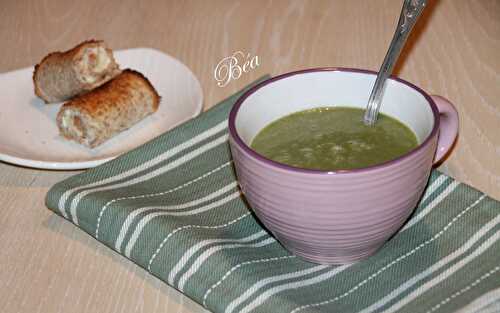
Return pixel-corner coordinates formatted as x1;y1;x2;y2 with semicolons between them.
431;95;459;165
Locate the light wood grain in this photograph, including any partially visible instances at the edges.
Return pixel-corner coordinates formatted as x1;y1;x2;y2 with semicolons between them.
0;1;499;312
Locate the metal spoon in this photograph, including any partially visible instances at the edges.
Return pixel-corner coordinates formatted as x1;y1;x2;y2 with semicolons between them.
364;0;427;125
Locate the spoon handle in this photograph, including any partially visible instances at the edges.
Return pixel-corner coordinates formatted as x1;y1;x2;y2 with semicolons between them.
364;0;427;125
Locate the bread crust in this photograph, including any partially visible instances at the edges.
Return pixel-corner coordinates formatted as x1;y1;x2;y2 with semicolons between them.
33;40;121;103
57;69;161;148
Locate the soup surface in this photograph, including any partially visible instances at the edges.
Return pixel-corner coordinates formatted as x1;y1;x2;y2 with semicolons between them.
250;107;418;171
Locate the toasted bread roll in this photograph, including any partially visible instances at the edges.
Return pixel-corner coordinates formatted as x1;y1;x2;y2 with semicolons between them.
33;40;121;103
57;69;160;148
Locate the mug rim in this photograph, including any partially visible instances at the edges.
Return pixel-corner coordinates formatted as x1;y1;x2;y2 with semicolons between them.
228;67;440;175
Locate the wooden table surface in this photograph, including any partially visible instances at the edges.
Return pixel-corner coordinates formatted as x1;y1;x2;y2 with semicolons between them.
0;1;498;312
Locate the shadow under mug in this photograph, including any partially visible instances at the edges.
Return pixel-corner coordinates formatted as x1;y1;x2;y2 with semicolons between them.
228;68;459;264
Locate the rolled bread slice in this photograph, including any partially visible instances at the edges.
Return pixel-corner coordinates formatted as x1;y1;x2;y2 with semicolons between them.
33;40;121;103
57;69;160;148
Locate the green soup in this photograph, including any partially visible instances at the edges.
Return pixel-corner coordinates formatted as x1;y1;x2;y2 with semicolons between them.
250;107;418;171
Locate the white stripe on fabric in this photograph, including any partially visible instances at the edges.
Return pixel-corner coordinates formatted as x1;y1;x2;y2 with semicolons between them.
115;181;238;252
57;120;228;218
474;303;500;313
177;237;276;291
239;264;351;313
105;161;232;241
353;214;500;313
167;231;268;286
426;267;500;313
401;180;459;231
453;287;500;313
381;231;500;313
224;265;329;313
147;213;252;271
202;255;296;308
70;133;229;226
420;174;447;203
124;190;241;258
289;194;486;313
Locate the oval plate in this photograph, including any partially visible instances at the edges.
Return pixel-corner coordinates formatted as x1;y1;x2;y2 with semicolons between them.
0;48;203;170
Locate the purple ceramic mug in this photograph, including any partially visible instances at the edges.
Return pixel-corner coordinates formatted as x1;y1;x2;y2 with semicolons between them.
228;68;459;264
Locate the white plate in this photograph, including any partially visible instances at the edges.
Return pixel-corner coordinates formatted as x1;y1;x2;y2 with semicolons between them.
0;48;203;170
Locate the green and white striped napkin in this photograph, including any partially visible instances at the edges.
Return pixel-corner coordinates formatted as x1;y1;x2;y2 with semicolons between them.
46;77;500;313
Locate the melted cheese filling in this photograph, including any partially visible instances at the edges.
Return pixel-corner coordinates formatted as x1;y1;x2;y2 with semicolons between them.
60;109;88;142
79;47;111;84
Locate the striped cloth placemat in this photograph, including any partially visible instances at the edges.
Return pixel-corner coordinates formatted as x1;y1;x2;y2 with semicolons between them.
46;77;500;313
